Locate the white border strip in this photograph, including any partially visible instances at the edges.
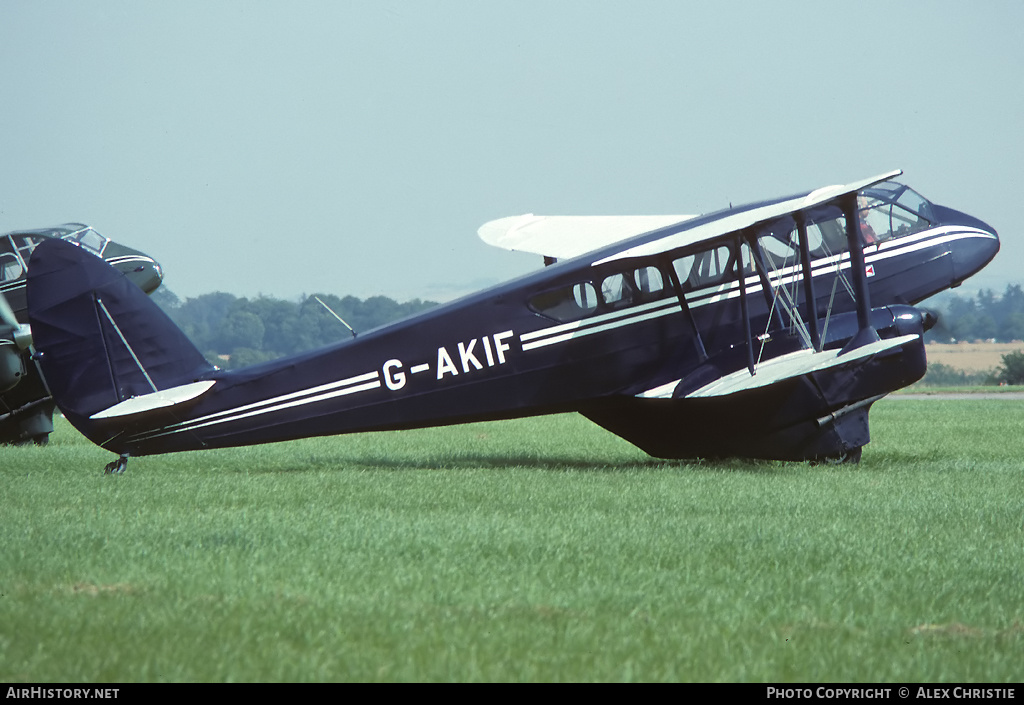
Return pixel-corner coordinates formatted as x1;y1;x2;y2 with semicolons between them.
522;302;683;351
131;370;381;440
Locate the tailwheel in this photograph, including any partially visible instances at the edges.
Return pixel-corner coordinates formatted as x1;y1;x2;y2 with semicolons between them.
812;446;863;466
104;454;129;475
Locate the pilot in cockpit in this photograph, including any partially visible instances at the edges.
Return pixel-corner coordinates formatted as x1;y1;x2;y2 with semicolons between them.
858;196;878;245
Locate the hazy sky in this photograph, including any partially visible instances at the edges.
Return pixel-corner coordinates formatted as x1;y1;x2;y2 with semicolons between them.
2;1;1021;302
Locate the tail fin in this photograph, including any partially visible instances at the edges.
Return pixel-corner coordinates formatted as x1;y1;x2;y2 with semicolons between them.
26;239;215;441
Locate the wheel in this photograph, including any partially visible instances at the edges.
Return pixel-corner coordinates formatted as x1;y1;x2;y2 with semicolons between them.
104;456;129;474
812;446;863;466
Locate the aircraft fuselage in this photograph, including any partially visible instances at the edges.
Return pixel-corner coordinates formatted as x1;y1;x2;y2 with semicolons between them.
36;178;996;460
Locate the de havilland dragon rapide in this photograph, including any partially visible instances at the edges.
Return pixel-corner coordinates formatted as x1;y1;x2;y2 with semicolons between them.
21;170;999;473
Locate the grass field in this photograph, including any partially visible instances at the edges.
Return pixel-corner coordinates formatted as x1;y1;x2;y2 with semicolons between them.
2;403;1022;683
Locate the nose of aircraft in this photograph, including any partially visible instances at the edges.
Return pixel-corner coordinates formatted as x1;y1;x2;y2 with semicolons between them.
932;204;1001;286
950;223;1000;286
102;242;164;294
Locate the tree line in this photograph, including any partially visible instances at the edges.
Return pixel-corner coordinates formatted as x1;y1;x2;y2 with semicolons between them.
926;283;1024;343
920;283;1024;385
151;288;437;369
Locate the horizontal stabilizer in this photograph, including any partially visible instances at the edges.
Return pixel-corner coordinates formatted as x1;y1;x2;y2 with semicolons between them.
637;334;919;399
89;380;217;419
478;214;696;260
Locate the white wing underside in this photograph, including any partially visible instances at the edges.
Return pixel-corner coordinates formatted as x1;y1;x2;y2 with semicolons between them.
477;215;697;260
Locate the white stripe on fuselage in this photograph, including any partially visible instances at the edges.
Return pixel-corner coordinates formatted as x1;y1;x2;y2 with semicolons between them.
130;370;381;441
105;255;156;266
520;298;681;350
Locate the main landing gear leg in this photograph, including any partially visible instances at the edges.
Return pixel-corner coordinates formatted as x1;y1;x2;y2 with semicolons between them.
104;454;130;475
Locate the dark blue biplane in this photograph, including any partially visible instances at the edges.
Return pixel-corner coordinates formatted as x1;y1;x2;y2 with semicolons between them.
23;170;998;472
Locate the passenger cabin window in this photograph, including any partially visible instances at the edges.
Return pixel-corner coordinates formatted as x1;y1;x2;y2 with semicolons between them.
673;244;755;290
601;273;633;308
804;210;849;258
634;266;664;296
673;245;731;290
754;218;801;271
600;265;671;309
530;282;599;322
530;265;669;321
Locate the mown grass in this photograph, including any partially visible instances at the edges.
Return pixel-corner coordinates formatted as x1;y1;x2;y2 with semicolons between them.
1;403;1022;682
898;384;1024;394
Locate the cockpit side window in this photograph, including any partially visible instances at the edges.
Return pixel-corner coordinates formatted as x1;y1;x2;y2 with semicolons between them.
13;235;41;263
896;187;936;223
858;184;936;244
0;236;25;283
859;196;890;245
890;189;935;238
61;227;108;255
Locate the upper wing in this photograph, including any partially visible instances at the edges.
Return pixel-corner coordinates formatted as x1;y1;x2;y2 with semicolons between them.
477;214;696;260
477;170;902;264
